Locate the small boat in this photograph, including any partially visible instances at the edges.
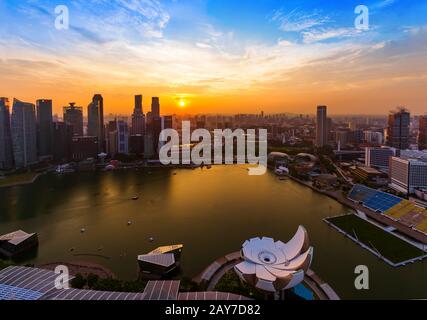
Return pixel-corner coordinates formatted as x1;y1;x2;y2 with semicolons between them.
70;247;75;252
80;228;86;233
132;196;139;201
98;247;103;252
127;220;132;226
275;166;289;176
149;237;155;242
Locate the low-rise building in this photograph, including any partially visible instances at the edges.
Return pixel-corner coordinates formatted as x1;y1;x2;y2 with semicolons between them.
351;166;388;185
0;230;38;258
365;147;396;170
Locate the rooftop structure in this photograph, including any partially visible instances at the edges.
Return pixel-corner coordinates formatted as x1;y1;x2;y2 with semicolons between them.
234;226;314;293
0;266;249;301
138;244;183;278
0;230;38;258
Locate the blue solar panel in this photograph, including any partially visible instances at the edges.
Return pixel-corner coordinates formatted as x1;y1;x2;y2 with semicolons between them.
0;284;44;300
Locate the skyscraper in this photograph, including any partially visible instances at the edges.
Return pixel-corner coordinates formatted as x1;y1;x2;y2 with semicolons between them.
158;116;173;152
131;94;145;135
63;103;83;136
387;108;410;150
36;99;53;157
316;105;328;147
0;98;14;170
107;119;129;156
52;121;73;163
11;99;38;168
151;97;160;119
419;115;427;150
88;94;105;152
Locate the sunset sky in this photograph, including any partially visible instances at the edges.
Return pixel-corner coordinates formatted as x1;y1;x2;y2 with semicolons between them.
0;0;427;116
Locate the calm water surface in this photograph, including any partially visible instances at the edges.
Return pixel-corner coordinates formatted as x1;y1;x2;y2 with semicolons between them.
0;166;426;299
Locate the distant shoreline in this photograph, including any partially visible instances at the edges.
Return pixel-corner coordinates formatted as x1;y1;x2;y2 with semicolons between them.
0;172;44;189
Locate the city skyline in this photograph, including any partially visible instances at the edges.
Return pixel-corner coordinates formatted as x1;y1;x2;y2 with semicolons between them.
1;0;427;115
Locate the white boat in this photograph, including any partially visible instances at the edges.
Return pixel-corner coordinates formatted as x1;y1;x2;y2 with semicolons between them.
275;166;289;176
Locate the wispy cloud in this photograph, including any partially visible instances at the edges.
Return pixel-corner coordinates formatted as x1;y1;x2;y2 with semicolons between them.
271;9;331;32
302;28;363;44
372;0;397;9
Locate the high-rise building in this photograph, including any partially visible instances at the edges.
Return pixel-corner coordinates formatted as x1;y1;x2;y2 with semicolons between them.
365;147;396;170
88;94;105;152
316;105;328;147
151;97;160;119
129;135;144;155
158;116;173;152
364;130;384;145
387;108;410;150
63;103;83;136
389;151;427;194
419;115;427;150
11;99;38;168
107;119;129;156
131;94;145;135
0;98;14;170
36;99;53;158
71;136;99;161
52;122;73;163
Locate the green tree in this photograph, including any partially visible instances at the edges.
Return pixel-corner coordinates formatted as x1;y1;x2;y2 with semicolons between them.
71;273;87;289
87;273;99;289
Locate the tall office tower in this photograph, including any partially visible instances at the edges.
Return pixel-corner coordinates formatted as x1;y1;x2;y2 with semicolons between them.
158;116;173;152
92;94;106;152
419;116;427;150
11;99;38;168
117;120;129;155
131;94;145;135
106;119;129;156
151;97;160;119
0;98;14;170
63;103;83;136
316;105;328;147
52;122;73;162
36;99;53;158
386;108;410;150
88;94;105;152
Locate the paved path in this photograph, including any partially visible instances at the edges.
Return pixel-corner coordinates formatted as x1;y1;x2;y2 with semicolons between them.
207;261;239;291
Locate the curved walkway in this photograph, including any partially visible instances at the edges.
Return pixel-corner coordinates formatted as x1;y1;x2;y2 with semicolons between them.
194;252;340;300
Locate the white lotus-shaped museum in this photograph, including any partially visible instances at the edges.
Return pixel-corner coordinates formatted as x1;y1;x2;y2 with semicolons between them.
234;226;314;293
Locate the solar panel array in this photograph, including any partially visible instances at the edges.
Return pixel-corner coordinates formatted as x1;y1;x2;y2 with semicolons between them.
142;280;180;300
348;184;403;212
138;253;175;267
0;266;69;301
0;266;252;301
43;289;146;301
0;284;44;300
178;292;251;301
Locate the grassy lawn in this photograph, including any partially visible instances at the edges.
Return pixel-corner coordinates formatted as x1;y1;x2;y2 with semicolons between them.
215;270;265;300
326;215;425;264
0;172;39;187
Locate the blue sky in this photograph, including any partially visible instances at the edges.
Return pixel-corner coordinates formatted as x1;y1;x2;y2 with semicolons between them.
1;0;427;114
